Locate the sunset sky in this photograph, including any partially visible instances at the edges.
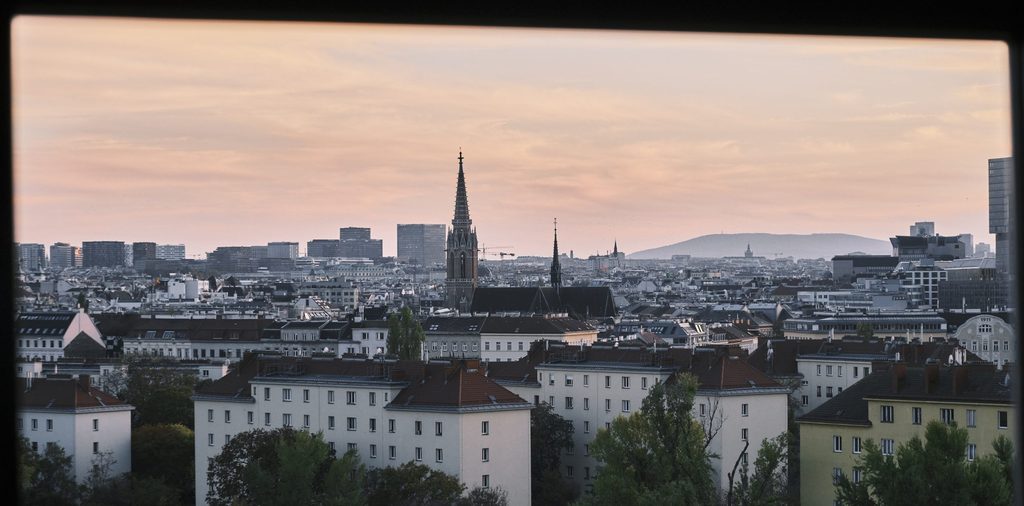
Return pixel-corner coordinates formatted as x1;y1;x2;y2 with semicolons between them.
12;16;1013;258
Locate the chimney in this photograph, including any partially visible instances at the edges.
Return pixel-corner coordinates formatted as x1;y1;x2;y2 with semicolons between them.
924;360;940;394
952;365;969;396
79;374;91;391
891;363;907;393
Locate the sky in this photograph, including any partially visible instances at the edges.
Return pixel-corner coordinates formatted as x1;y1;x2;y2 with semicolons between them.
12;16;1013;258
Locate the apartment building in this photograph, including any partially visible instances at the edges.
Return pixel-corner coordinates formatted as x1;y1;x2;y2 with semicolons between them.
193;355;531;505
423;315;597;362
16;375;134;483
16;310;106;362
488;343;789;495
782;311;947;341
953;314;1015;368
797;360;1014;505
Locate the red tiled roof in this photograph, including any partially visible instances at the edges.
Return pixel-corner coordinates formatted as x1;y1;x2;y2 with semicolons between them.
17;375;129;410
391;360;528;408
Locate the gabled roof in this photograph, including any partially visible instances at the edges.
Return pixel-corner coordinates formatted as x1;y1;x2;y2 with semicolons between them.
17;312;78;335
390;360;529;410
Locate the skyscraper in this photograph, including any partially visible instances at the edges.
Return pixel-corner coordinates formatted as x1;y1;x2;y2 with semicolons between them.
339;227;383;259
17;243;46;271
989;157;1012;277
49;242;77;269
397;224;446;266
132;242;157;270
82;241;127;268
446;151;479;312
267;242;299;259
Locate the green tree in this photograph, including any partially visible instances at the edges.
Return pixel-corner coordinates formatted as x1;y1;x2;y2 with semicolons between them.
458;486;509;506
80;451;131;506
130;476;185;506
835;420;1014;506
245;430;366;506
114;358;200;428
531;403;576;505
726;432;791;506
386;307;426;360
365;461;465;506
132;423;195;503
77;291;89;311
207;427;296;506
855;323;874;339
19;439;80;506
579;373;716;506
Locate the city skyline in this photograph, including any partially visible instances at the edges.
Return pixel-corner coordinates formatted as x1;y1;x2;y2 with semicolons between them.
13;17;1012;257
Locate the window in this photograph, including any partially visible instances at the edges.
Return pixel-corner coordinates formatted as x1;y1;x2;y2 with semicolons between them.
435;421;443;436
481;421;489;435
940;408;955;425
567;465;575;478
329;441;336;452
832;467;842;485
585;467;591;480
94;442;100;454
605;399;611;412
369;418;377;432
853;468;863;484
370;444;377;458
347;417;356;431
998;411;1008;429
283;413;292;427
303;389;310;402
967;409;976;428
833;435;842;453
742;428;748;442
801;395;809;406
605;375;611;388
584;444;590;456
415;447;423;461
389;419;396;433
482;448;489;462
225;434;231;445
436;448;444;463
826;365;833;376
817;365;822;376
881;439;894;456
700;403;707;416
838;366;843;377
207;409;214;422
565;375;574;387
741;403;749;417
248;411;254;424
495;342;500;351
369;392;376;406
264;387;271;401
912;407;922;425
283;388;291;402
565;397;574;409
817;386;822;397
415;421;423;435
208;433;214;446
967;443;977;461
46;419;53;431
583;397;590;410
853;437;862;454
622;400;631;412
328;390;335;404
863;367;869;377
1003;341;1009;351
741;452;748;466
567;444;575;456
549;395;555;405
347;443;357;452
303;415;310;428
583;374;589;386
622;376;630;389
31;442;37;452
93;419;99;431
347;391;356;405
328;416;335;430
584;421;591;433
881;405;894;423
482;475;490;488
389;446;396;460
826;386;833;398
854;367;859;378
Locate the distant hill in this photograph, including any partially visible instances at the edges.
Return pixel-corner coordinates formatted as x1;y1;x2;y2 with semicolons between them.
627;233;891;260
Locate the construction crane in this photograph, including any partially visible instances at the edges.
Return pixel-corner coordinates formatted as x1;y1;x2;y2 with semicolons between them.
499;252;516;260
480;245;515;259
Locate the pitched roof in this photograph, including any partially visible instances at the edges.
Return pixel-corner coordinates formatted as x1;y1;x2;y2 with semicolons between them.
390;360;529;410
470;286;617;318
17;375;129;410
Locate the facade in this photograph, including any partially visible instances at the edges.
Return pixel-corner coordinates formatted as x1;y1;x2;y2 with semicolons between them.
132;242;157;270
830;255;899;283
936;257;1008;311
490;344;789;495
988;157;1011;276
297;278;360;311
17;375;134;484
896;261;947;309
193;355;532;506
267;242;299;259
423;315;598;361
49;242;79;269
889;235;966;261
82;241;127;268
798;361;1014;506
397;224;447;266
306;239;340;258
16;310;106;362
782;312;947;341
156;244;187;261
952;314;1015;368
207;247;256;273
18;243;47;271
446;152;479;312
339;227;383;260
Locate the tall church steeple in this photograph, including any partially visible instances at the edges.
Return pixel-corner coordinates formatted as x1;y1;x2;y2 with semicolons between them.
550;218;561;290
446;150;479;313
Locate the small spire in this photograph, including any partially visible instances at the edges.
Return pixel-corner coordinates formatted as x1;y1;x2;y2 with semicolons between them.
551;218;561;289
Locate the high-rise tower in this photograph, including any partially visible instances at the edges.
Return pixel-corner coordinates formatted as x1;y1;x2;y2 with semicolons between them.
446;151;479;312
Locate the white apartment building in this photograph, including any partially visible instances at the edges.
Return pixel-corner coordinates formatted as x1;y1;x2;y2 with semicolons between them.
16;374;134;483
490;344;789;495
345;320;390;356
423;315;597;362
193;356;531;506
954;314;1015;368
16;310;106;363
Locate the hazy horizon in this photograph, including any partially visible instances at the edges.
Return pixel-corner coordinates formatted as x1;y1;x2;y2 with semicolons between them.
12;17;1012;258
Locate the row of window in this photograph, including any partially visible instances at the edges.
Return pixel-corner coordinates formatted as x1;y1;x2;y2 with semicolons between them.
17;417;101;431
541;373;656;390
17;339;63;348
879;405;1009;429
224;409;493;437
815;364;870;378
833;443;981;487
699;402;750;417
970;340;1010;353
257;387;387;406
815;385;844;399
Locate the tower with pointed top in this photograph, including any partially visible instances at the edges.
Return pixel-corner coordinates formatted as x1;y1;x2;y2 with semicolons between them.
745;243;754;258
446;151;479;312
550;219;561;291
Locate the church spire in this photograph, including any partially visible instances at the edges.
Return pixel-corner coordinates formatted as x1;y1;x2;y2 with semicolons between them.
613;239;618;256
550;218;561;289
452;149;472;229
